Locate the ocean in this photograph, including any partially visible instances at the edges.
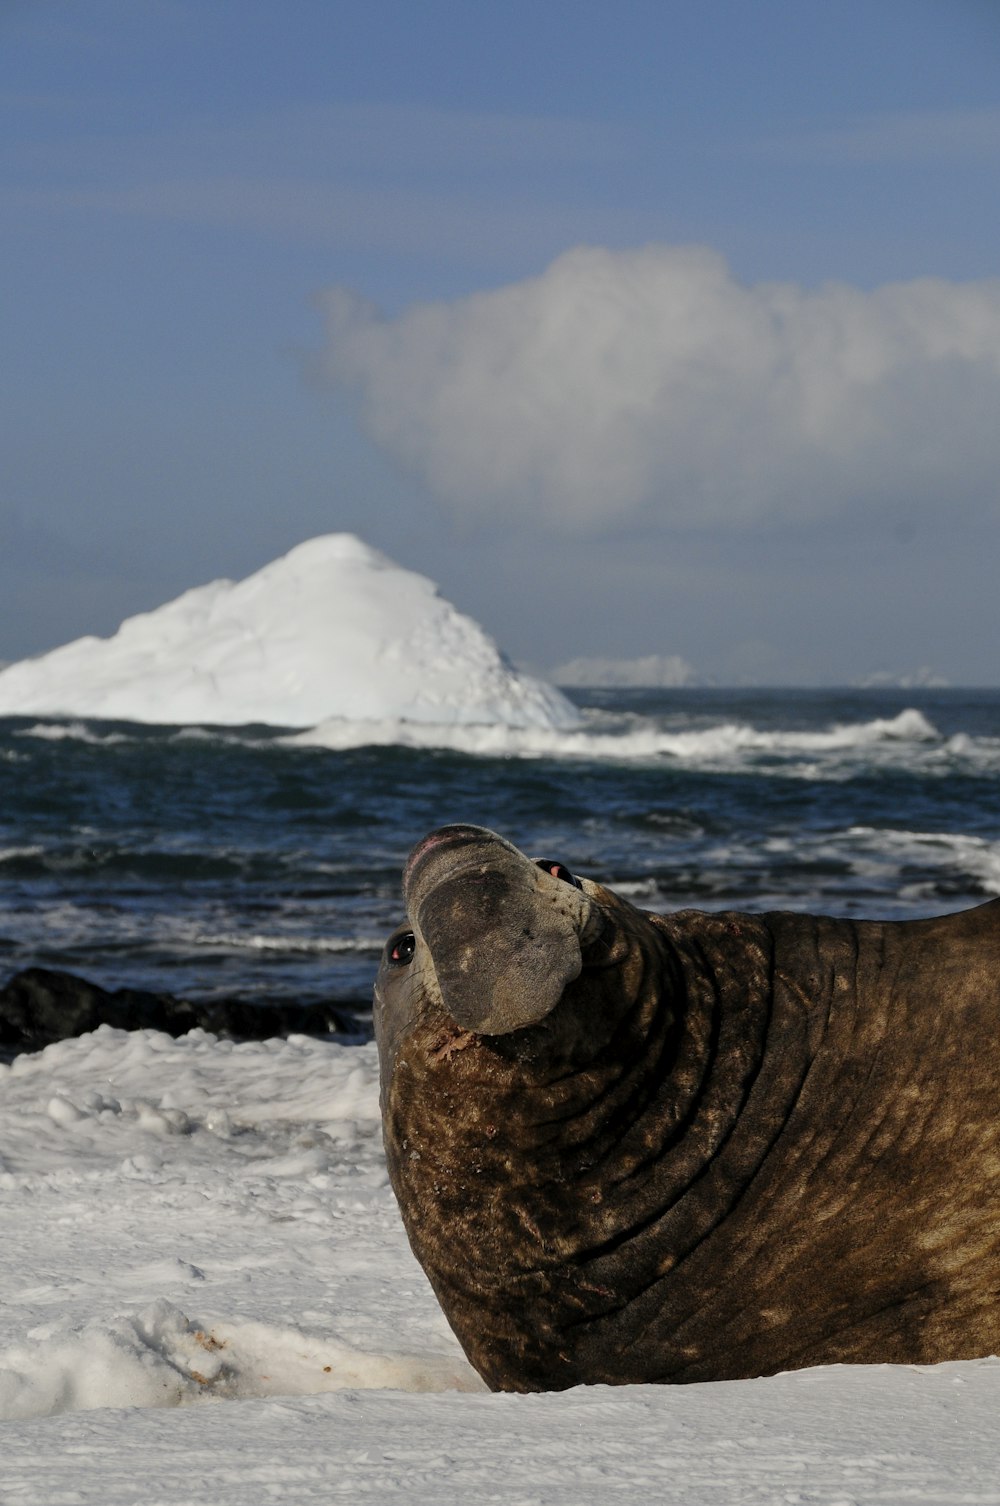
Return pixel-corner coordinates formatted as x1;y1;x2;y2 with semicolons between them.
3;687;999;1018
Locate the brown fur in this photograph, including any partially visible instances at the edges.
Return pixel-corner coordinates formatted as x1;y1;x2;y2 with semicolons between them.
375;824;1000;1391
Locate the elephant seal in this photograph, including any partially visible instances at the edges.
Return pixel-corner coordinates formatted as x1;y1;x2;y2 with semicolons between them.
375;823;1000;1393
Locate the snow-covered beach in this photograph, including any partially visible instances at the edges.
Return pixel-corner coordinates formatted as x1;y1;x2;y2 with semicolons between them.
2;1027;1000;1503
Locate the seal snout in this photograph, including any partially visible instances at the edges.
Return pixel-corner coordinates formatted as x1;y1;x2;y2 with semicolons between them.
402;824;598;1037
403;824;527;907
404;824;502;892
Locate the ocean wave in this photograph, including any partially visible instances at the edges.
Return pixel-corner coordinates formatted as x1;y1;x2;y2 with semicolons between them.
0;845;46;865
605;824;1000;917
283;706;947;769
193;932;382;955
13;721;134;746
9;707;999;780
846;827;1000;898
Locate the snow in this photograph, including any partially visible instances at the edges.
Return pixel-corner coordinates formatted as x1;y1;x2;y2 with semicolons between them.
3;1026;1000;1503
0;534;578;731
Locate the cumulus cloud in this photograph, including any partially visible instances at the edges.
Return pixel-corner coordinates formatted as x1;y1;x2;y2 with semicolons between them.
317;244;1000;531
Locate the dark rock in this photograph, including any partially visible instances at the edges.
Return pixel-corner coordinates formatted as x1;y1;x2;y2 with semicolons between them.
0;966;368;1056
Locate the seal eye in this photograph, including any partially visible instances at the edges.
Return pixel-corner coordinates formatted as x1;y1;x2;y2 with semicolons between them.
535;859;582;890
387;931;416;967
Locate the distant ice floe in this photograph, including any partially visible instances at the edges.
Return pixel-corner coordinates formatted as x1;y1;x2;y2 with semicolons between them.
0;535;577;732
549;652;698;688
854;667;950;689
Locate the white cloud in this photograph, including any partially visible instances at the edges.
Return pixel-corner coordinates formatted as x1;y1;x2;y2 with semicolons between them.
317;244;1000;532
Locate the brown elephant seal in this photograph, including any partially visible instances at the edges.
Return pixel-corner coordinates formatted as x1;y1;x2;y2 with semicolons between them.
374;823;1000;1393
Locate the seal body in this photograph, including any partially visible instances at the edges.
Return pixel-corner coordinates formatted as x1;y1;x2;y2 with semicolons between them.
375;824;1000;1392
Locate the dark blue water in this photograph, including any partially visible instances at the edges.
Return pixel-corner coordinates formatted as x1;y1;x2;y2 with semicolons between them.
2;688;998;1012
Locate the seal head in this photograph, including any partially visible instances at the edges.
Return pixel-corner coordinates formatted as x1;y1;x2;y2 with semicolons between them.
376;823;605;1096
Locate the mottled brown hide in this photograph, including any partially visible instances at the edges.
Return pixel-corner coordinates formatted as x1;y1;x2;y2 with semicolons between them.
374;824;1000;1392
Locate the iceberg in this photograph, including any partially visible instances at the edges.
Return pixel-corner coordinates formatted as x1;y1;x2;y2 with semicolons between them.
0;535;578;731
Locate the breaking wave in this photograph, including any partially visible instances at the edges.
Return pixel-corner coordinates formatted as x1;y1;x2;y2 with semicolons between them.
285;706;960;775
3;689;996;1010
14;705;996;779
192;932;382;956
15;721;133;746
13;701;1000;777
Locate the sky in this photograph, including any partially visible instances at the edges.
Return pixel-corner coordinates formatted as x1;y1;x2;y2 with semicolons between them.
3;0;999;685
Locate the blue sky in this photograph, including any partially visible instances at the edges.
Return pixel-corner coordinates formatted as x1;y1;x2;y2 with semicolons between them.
3;0;999;683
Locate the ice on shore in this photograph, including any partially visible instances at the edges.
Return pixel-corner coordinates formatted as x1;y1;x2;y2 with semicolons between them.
3;1025;1000;1504
0;535;577;731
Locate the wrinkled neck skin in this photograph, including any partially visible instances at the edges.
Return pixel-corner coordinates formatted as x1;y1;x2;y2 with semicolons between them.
377;853;804;1390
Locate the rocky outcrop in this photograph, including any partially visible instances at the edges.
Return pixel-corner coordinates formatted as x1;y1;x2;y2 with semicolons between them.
0;967;368;1057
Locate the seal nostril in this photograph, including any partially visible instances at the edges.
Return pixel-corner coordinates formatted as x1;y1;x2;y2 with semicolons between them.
535;859;582;889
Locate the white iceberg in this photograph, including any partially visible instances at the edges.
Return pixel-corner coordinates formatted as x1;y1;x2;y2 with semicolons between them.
0;534;578;731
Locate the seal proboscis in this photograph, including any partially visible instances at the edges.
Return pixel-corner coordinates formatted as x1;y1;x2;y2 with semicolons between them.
375;823;1000;1391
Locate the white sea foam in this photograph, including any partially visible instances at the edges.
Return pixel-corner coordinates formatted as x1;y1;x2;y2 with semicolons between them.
194;931;381;955
0;535;577;733
0;845;46;863
14;721;132;745
288;705;946;769
847;827;1000;898
604;820;1000;919
0;896;381;972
